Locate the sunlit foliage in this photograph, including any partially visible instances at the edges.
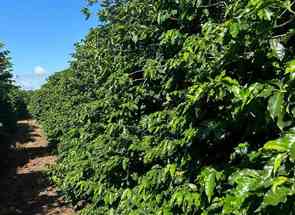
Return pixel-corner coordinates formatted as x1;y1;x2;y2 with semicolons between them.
30;0;295;214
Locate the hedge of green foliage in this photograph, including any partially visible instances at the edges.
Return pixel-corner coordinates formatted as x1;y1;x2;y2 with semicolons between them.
8;88;31;119
29;69;86;145
0;42;16;133
30;0;295;214
0;42;30;164
0;42;17;164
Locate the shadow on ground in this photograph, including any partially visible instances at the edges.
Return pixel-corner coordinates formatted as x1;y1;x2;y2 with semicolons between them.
16;121;41;144
0;120;50;175
0;119;72;215
0;171;67;215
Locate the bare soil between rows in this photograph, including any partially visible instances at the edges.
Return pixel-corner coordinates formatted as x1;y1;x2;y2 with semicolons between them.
0;119;75;215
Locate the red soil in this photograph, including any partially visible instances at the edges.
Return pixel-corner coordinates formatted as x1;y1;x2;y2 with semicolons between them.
0;119;75;215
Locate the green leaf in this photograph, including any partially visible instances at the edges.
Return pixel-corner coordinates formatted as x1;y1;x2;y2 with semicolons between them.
267;91;285;130
273;153;285;175
286;59;295;74
131;32;138;43
200;168;219;202
264;130;295;158
258;9;273;20
144;59;160;80
229;22;240;38
262;186;289;208
222;194;247;214
271;176;288;192
263;139;289;152
205;171;216;203
171;192;184;206
289;142;295;160
122;158;129;171
270;39;285;61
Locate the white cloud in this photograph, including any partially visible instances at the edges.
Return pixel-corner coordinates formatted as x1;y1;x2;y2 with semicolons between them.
12;73;19;80
33;66;47;76
18;79;35;90
14;74;43;90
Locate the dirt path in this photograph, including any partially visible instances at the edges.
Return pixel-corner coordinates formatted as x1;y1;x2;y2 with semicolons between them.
0;119;75;215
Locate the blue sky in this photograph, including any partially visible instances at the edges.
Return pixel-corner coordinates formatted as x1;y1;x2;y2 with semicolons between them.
0;1;99;90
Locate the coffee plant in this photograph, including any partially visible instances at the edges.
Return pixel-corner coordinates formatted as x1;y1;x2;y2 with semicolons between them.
0;41;31;165
0;42;16;132
0;42;20;163
30;0;295;214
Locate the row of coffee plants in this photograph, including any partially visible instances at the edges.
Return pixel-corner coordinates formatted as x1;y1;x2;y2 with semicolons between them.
0;42;16;132
30;0;295;214
0;42;29;163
